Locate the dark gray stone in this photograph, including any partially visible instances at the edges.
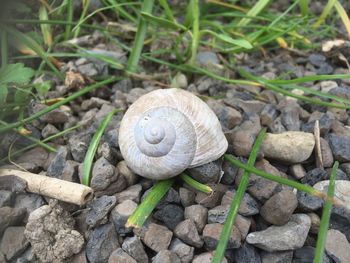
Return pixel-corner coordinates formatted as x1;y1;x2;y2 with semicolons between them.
232;242;261;263
328;133;350;162
281;106;300;131
15;147;50;169
0;207;26;235
152;250;181;263
221;159;239;185
302;113;333;135
261;251;293;263
86;223;119;263
174;219;203;248
179;187;195;207
0;226;29;261
69;132;92;162
86;195;117;228
110;200;137;235
169;238;194;263
297;191;324;212
340;163;350;179
221;189;260;216
91;157;117;191
330;86;350;100
0;190;13;207
14;193;45;222
308;54;326;66
261;104;278;126
157;188;181;209
317;63;333;75
154;204;184;230
108;248;136;263
293;246;331;263
187;159;222;184
47;146;70;178
329;206;350;242
122;236;148;263
301;168;328;186
0;175;27;192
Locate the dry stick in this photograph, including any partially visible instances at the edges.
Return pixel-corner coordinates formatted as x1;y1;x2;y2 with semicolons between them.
0;169;93;205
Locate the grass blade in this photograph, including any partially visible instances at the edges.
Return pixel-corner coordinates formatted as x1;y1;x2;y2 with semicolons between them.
64;0;73;40
82;109;121;185
180;173;213;194
140;12;187;31
213;128;267;262
313;0;337;28
105;0;137;23
126;0;155;73
334;1;350;39
39;4;53;46
314;161;339;263
238;0;271;27
299;0;309;16
158;0;175;21
73;0;91;38
1;30;8;67
224;154;327;200
2;25;63;79
0;77;121;134
189;0;200;65
0;123;82;164
126;178;175;228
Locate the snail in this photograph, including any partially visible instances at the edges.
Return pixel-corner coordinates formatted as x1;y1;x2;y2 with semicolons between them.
118;88;228;180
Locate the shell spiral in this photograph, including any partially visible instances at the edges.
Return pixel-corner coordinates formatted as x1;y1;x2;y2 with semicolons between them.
118;88;228;180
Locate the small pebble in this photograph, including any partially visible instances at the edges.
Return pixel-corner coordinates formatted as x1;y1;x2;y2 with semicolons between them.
261;250;293;263
184;204;207;233
152;250;181;263
169;238;194;263
174;219;203;248
260;189;298;225
261;132;315;163
142;223;173;252
328;133;350;162
202;223;241;250
154;204;184;230
86;195;117;228
325;229;350;263
110;199;137;235
246;214;311;252
232;242;261;263
289;164;306;179
122;237;148;263
108;248;137;263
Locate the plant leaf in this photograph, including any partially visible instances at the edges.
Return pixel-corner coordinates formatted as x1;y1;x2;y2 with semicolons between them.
140;12;187;31
0;84;8;104
0;63;34;85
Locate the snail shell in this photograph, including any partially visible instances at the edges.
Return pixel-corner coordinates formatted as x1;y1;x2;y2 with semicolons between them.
118;88;228;180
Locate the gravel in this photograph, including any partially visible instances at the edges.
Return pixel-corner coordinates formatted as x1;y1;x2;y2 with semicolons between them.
2;39;350;262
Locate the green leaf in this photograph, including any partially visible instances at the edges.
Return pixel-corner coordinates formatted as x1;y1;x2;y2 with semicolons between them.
0;84;8;104
202;30;253;49
216;33;253;49
140;12;187;31
0;63;34;85
34;81;51;97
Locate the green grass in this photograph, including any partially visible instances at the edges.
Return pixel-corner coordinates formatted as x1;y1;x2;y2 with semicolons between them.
213;128;267;262
82;109;121;186
314;161;339;263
